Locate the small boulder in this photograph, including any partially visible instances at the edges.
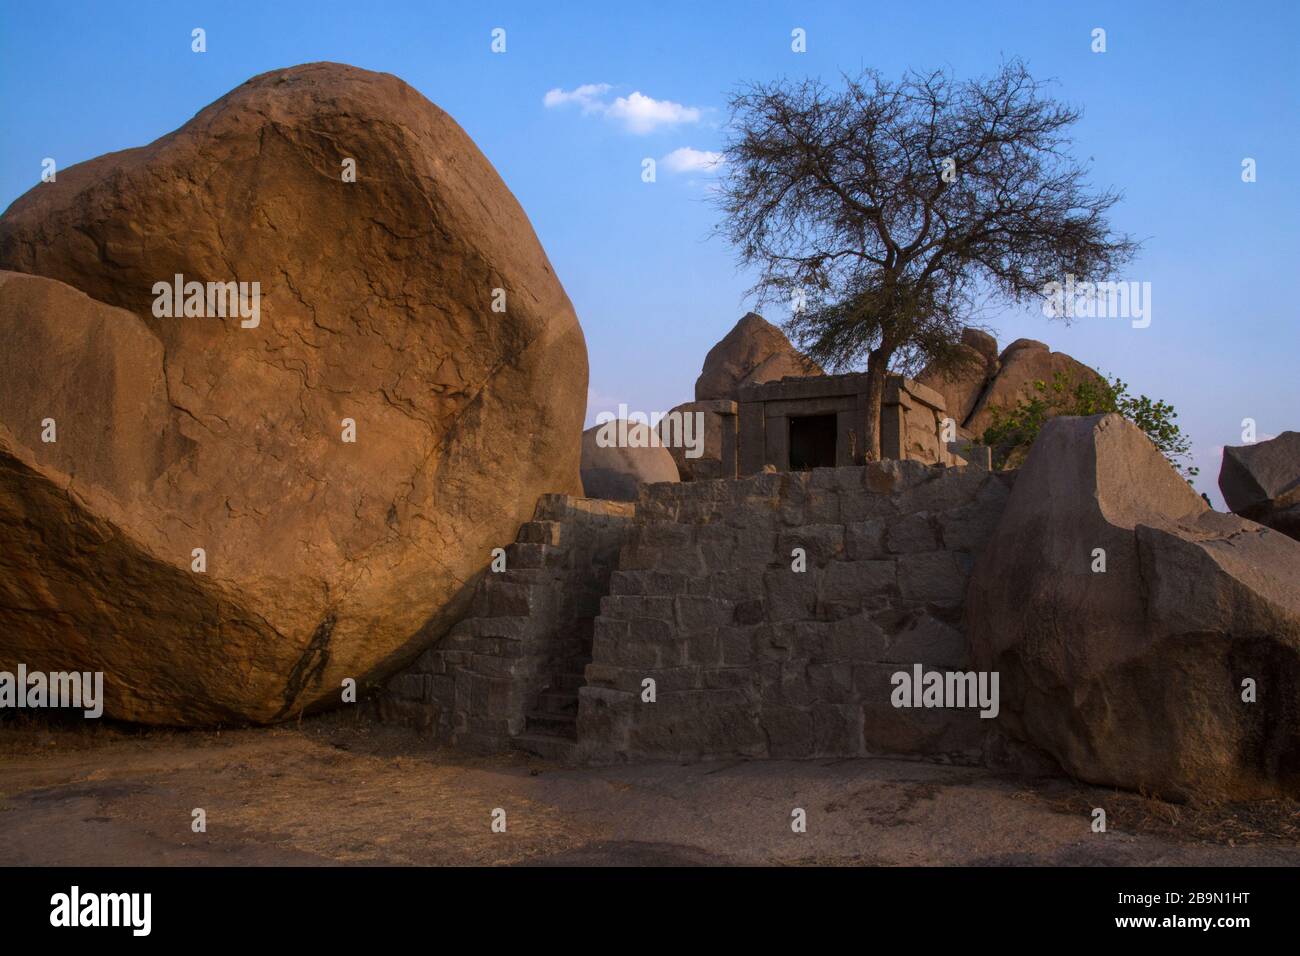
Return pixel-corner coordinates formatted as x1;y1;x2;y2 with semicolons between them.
999;338;1050;360
916;329;1103;465
961;327;999;365
1219;432;1300;541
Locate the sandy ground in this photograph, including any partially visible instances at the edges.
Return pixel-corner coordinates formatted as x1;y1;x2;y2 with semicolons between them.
1;715;1296;867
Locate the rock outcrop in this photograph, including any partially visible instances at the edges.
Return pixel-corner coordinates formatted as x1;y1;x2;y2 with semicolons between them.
968;414;1300;799
918;330;1104;466
694;313;821;401
965;339;1103;437
0;63;587;724
1219;432;1300;541
581;421;679;501
916;328;1001;428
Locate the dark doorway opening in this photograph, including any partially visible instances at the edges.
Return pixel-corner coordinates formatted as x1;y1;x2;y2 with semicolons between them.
789;414;837;470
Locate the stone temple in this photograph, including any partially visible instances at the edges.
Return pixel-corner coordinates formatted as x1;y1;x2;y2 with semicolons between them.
734;372;982;473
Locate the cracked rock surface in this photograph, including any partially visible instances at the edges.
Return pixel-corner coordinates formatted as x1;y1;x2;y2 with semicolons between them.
967;413;1300;799
0;63;587;724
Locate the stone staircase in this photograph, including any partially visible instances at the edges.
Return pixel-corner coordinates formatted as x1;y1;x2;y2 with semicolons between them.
384;494;634;758
385;461;1016;767
512;654;590;760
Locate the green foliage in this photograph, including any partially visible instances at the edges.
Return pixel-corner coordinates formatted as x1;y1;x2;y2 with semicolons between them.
980;372;1199;480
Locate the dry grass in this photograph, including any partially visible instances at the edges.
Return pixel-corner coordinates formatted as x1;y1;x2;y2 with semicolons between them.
1028;783;1300;847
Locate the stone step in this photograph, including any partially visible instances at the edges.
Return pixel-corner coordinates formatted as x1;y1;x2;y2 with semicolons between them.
524;710;577;738
534;689;579;715
511;732;577;762
551;672;587;694
515;519;564;546
505;541;561;570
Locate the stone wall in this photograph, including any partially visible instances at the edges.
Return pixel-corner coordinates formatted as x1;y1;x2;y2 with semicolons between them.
576;462;1014;763
383;460;1015;766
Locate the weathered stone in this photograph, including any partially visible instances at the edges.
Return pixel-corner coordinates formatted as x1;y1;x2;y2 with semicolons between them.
695;312;822;401
882;613;968;668
885;512;939;553
917;343;989;433
898;551;967;606
813;704;860;754
859;661;987;758
765;706;817;757
778;525;845;566
655;400;737;481
821;560;897;607
0;64;587;726
937;478;1011;554
719;625;758;665
969;413;1300;799
763;568;821;622
626;689;764;758
961;327;999;364
844;519;888;560
965;340;1103;437
826;613;890;661
675;596;733;630
1219;432;1300;541
581;421;679;501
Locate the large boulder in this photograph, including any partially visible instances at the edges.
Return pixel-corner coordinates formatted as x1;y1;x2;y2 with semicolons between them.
1219;432;1300;541
694;312;821;401
917;330;1104;445
963;339;1103;436
581;421;679;501
968;414;1300;799
0;63;587;724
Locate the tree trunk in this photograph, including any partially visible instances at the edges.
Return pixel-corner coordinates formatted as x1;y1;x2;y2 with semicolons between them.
861;346;891;462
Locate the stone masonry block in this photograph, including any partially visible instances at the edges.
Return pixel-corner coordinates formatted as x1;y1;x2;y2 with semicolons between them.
675;595;733;630
600;594;675;621
779;524;845;567
821;560;897;607
845;519;887;560
516;520;563;546
763;567;821;621
885;512;939;553
897;551;967;606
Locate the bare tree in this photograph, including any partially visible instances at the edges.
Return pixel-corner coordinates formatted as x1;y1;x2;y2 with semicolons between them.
714;59;1138;460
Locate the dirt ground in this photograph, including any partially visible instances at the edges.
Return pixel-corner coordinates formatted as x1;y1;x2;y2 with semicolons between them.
1;714;1297;866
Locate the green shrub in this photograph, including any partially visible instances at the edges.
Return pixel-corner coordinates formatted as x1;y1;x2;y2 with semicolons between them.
981;372;1198;480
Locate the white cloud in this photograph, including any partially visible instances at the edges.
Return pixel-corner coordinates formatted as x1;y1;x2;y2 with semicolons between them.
661;146;724;174
607;92;701;133
543;84;703;134
542;83;611;113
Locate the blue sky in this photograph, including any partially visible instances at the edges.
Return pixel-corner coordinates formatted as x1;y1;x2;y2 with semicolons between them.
2;0;1297;503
